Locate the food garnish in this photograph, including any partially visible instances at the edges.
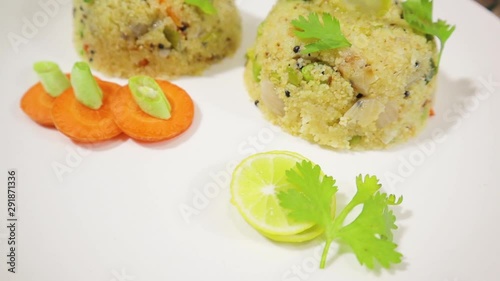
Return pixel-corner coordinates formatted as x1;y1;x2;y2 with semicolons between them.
230;151;317;236
128;75;172;120
51;78;122;143
184;0;217;15
109;79;194;142
278;160;403;269
33;61;71;98
20;82;56;127
402;0;455;66
231;151;403;270
292;13;351;54
21;61;194;143
20;61;70;126
71;62;104;110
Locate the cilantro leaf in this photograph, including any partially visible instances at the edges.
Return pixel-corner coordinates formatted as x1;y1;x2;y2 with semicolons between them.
402;0;455;66
352;174;382;204
292;13;351;54
278;161;337;228
337;192;402;269
334;175;402;269
185;0;217;15
278;162;403;270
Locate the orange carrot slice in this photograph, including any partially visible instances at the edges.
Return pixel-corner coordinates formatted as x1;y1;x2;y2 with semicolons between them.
20;73;73;127
51;80;122;143
20;82;56;127
430;108;435;117
167;7;182;28
110;79;194;142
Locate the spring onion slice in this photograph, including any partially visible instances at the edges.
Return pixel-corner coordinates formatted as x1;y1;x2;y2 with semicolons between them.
128;75;171;120
71;62;103;110
33;61;71;98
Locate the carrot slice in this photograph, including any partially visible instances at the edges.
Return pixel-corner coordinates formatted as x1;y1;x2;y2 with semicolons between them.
20;82;56;126
110;79;194;142
51;80;122;143
20;73;73;126
430;108;435;117
167;7;182;28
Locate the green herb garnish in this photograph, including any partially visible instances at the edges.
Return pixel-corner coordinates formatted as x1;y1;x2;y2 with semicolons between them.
278;160;403;269
128;75;172;120
292;13;351;54
402;0;455;66
71;62;103;110
33;61;71;98
185;0;216;15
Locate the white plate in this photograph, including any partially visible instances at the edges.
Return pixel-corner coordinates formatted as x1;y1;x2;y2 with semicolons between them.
1;0;499;280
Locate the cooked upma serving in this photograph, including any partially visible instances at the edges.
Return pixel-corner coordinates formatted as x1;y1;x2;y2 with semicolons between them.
245;0;454;150
74;0;241;78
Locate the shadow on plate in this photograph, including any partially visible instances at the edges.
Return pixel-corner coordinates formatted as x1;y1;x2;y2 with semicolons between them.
72;102;202;150
73;133;128;151
313;71;477;154
411;71;477;145
133;102;202;150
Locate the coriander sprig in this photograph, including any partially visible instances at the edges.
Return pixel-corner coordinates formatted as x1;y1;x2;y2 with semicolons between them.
402;0;456;67
292;13;351;54
278;160;403;269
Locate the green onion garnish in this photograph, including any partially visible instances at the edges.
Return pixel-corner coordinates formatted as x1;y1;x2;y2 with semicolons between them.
71;62;103;110
129;75;172;120
33;61;71;98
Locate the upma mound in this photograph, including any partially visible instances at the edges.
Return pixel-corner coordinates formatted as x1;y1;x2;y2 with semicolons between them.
74;0;241;78
244;0;438;150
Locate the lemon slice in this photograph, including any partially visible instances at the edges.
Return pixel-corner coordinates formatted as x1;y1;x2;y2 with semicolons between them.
230;151;315;236
260;225;324;243
346;0;392;15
